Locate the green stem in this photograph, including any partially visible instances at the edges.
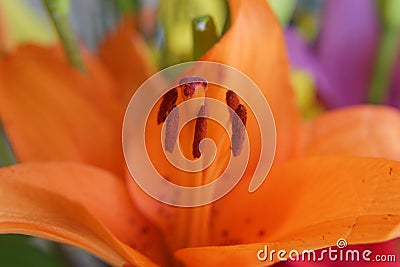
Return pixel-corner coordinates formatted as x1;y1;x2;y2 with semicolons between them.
368;29;399;104
192;15;219;60
0;122;17;167
115;0;139;15
42;0;86;73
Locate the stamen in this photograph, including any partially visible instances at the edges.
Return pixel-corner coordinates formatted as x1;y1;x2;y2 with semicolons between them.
226;90;239;111
165;105;179;153
157;88;178;124
232;104;247;157
192;105;208;158
179;76;208;98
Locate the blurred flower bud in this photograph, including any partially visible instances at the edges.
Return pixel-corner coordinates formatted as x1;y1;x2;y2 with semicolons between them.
158;0;228;67
268;0;296;26
379;0;400;31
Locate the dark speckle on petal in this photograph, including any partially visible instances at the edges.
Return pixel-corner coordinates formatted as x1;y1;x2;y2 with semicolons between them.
221;230;229;237
258;229;265;237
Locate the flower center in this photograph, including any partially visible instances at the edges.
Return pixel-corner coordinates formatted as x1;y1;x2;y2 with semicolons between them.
158;77;247;159
154;76;248;251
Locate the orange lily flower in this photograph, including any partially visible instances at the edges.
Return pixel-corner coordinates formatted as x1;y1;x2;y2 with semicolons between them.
0;0;400;267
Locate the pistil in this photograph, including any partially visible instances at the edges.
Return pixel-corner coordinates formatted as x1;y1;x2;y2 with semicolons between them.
192;105;208;158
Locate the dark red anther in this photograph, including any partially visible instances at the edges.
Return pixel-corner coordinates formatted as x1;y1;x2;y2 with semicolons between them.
179;76;208;98
226;90;240;111
232;104;247;157
192;105;208;158
157;88;178;124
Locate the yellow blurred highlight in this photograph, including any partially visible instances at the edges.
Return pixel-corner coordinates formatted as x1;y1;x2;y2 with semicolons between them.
0;0;55;50
291;69;324;120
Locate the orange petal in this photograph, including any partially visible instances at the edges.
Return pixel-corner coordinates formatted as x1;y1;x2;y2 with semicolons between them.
0;45;125;176
300;105;400;161
202;0;300;162
99;18;156;107
81;47;122;99
0;162;169;266
177;156;400;266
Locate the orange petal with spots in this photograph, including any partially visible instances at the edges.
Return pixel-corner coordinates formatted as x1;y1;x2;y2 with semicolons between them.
202;0;300;162
0;162;169;266
0;45;125;176
300;105;400;161
175;156;400;266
